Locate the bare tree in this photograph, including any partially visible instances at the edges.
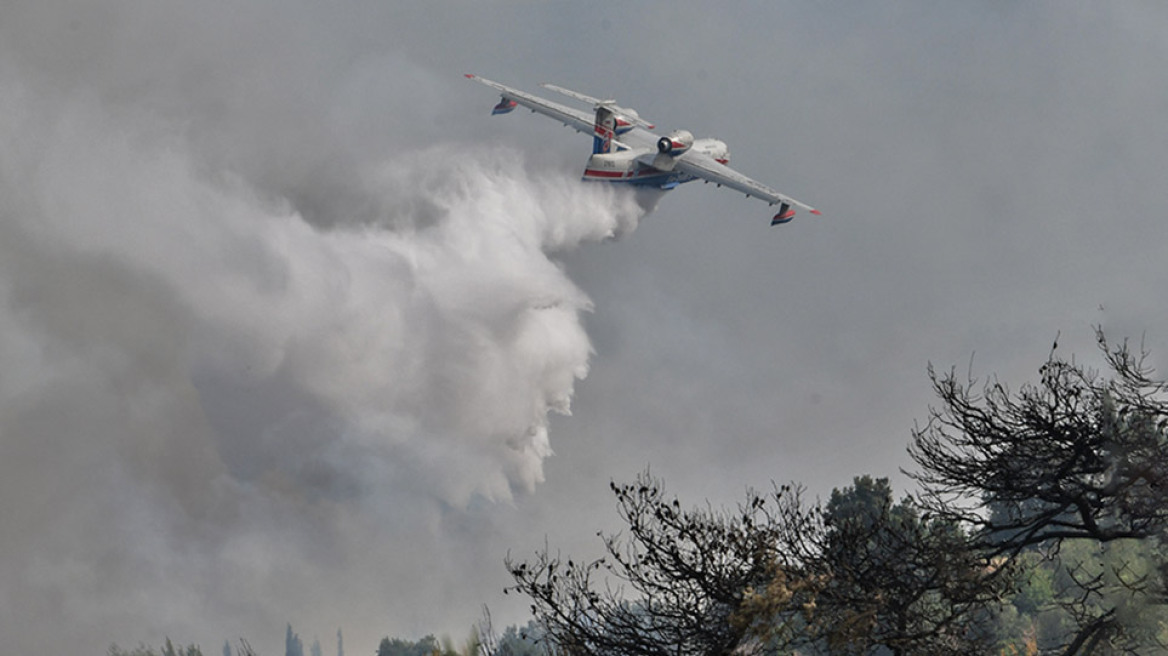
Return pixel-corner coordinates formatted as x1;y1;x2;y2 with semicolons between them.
908;330;1168;654
508;472;1009;656
505;471;817;656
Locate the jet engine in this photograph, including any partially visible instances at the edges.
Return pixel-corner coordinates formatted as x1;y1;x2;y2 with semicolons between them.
656;129;694;155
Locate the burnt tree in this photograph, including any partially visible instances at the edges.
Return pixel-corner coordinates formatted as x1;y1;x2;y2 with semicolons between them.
505;471;818;656
908;331;1168;654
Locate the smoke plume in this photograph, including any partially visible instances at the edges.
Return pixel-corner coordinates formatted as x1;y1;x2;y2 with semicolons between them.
0;43;643;652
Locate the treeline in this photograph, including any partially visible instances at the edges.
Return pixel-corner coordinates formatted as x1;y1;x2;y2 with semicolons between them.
108;638;252;656
506;332;1168;655
373;620;550;656
108;624;332;656
108;621;548;656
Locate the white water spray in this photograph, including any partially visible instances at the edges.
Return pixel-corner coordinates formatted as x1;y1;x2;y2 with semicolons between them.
0;72;644;653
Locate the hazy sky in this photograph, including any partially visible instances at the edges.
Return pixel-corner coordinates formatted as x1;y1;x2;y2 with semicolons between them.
2;3;1167;654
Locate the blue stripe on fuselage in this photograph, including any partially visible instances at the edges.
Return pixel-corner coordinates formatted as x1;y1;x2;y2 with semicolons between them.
582;169;696;190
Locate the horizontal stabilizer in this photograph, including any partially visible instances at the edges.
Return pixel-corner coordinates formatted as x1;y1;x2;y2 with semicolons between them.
540;82;656;129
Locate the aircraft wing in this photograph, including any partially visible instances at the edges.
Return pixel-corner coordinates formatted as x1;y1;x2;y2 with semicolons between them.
539;83;655;129
465;74;596;136
674;150;821;217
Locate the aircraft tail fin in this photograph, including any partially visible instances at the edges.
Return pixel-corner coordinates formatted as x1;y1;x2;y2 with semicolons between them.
592;106;616;154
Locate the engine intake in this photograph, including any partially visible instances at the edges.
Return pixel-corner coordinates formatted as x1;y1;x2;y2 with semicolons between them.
656;129;694;155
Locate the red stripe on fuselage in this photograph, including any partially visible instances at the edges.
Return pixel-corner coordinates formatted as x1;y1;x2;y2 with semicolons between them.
583;169;628;178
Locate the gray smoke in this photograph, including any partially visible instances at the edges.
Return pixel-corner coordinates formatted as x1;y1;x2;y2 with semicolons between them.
0;7;643;651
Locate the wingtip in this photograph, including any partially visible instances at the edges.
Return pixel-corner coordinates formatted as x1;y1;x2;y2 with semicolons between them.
464;73;476;79
810;209;822;216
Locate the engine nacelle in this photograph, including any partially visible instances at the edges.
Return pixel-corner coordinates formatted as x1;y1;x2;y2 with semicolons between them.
613;108;640;134
656;129;694;155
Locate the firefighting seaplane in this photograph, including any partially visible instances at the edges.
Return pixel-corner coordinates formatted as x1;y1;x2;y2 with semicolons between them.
465;74;820;226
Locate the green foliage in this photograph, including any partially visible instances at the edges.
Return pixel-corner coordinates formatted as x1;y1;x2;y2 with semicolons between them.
376;634;456;656
980;538;1168;654
825;475;903;530
1047;538;1168;652
805;476;1007;655
909;332;1168;654
1010;552;1055;616
488;621;556;656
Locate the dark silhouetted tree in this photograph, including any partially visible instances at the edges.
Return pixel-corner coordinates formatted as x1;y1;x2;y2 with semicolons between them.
110;641;203;656
377;635;446;656
806;476;1006;655
909;331;1168;654
728;476;1009;655
506;470;819;656
910;332;1168;552
286;624;304;656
